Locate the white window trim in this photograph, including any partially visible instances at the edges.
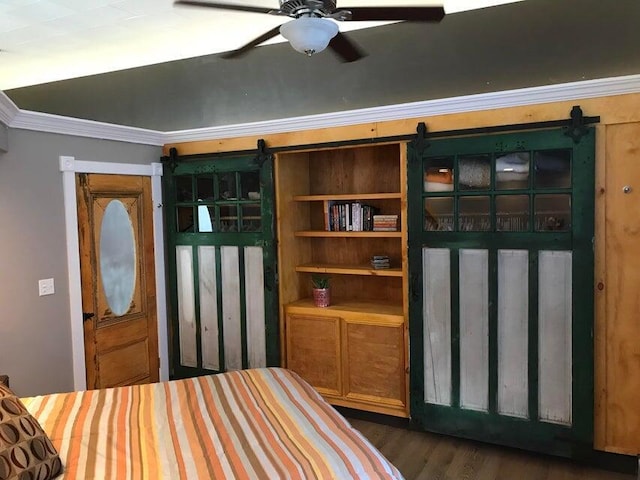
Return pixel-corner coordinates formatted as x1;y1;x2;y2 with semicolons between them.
60;156;168;391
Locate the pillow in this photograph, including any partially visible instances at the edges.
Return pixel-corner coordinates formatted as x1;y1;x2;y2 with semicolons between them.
0;384;63;480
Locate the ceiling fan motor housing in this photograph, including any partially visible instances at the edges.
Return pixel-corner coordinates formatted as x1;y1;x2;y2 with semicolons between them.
278;0;339;18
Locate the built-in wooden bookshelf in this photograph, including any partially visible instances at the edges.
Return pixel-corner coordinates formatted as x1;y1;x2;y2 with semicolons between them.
275;143;409;417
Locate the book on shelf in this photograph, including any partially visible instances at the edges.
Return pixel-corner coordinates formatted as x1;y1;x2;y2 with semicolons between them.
326;201;380;232
371;255;391;269
372;214;399;232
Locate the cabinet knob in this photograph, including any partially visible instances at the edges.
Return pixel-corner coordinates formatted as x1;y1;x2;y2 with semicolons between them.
623;185;632;194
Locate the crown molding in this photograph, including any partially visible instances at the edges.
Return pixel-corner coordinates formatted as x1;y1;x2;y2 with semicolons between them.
4;73;640;146
0;90;20;126
10;110;164;145
164;73;640;143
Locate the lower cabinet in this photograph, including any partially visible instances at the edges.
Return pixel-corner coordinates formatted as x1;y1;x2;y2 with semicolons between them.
285;302;407;417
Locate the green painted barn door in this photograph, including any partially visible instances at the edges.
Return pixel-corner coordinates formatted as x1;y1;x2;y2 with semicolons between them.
407;127;595;457
164;152;278;379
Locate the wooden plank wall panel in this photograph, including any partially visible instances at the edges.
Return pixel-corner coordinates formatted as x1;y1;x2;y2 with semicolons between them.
422;247;452;406
176;246;197;368
221;246;242;371
497;249;529;418
593;124;607;451
601;123;640;454
275;152;312;365
198;246;219;371
538;250;572;426
459;249;489;412
245;246;266;368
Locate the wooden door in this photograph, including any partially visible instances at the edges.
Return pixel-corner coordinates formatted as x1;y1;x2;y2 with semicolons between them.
407;127;595;458
77;174;159;389
164;152;279;378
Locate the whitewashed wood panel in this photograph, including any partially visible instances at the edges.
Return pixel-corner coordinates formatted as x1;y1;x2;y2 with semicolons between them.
176;246;197;368
198;246;219;371
459;249;489;412
538;251;573;425
422;247;452;406
497;249;529;418
221;246;242;371
244;246;266;368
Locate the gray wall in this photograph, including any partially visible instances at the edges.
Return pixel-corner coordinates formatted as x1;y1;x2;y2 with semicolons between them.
0;128;161;396
0;124;7;153
6;0;640;131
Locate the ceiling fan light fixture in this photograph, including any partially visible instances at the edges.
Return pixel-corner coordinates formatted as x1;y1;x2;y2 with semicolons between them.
280;17;338;56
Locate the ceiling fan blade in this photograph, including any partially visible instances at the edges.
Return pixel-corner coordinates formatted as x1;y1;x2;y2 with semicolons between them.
174;1;274;15
340;6;445;22
328;32;365;63
220;25;282;59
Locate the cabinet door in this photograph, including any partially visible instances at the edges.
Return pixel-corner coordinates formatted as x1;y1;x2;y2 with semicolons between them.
343;320;406;410
286;314;342;397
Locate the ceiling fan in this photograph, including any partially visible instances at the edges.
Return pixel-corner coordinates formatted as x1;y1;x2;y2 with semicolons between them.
174;1;445;62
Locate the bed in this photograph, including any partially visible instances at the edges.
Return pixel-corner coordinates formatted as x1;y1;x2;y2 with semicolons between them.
7;368;403;479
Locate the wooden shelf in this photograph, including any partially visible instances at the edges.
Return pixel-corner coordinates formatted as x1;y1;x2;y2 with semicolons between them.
296;263;403;277
295;230;402;238
294;192;401;202
287;298;404;320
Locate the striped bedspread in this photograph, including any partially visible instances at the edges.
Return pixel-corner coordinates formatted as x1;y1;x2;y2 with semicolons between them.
22;368;404;479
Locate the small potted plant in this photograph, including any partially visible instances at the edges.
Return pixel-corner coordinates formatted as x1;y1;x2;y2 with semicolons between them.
311;274;331;308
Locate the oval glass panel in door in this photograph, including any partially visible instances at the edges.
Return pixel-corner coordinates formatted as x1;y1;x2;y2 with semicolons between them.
100;200;137;317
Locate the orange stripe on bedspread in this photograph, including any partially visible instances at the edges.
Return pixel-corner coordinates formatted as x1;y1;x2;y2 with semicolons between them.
272;370;398;479
179;377;228;479
162;382;189;479
208;373;302;478
22;369;404;480
251;369;369;479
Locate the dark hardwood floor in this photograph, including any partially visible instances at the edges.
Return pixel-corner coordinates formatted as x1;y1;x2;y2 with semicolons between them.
349;418;637;480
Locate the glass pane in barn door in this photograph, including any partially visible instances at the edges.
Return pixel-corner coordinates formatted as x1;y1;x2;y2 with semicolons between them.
165;152;278;379
407;126;595;458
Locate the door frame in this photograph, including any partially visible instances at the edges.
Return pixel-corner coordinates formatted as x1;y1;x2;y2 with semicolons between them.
60;155;168;390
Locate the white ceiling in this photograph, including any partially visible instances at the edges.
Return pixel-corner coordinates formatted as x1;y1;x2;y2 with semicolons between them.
0;0;524;90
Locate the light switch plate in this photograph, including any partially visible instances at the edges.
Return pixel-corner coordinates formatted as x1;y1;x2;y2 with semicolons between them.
38;278;55;296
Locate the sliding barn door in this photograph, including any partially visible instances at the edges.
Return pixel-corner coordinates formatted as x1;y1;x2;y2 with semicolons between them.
165;153;278;378
407;127;595;457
